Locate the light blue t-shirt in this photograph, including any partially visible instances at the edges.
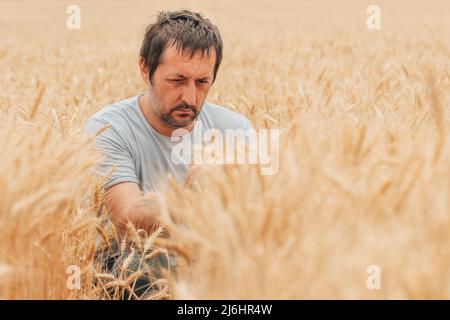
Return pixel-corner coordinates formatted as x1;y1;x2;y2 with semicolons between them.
84;93;252;193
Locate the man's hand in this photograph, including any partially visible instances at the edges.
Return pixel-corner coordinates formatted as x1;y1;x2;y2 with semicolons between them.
104;182;161;236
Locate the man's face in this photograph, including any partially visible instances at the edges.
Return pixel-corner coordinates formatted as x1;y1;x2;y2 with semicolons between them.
145;45;216;128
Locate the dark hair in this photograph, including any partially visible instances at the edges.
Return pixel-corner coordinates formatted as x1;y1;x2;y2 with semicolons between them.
140;10;223;84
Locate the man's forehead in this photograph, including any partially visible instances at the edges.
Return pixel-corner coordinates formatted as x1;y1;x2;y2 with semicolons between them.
159;45;216;76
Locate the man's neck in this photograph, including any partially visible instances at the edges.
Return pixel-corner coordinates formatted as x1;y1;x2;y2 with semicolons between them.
138;92;195;137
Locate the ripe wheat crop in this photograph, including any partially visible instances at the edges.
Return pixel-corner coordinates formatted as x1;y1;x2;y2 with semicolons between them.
1;0;449;299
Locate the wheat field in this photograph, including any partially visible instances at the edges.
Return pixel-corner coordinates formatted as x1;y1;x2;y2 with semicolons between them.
1;0;449;299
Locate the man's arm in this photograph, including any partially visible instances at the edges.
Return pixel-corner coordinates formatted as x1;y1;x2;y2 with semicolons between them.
104;181;161;236
84;119;161;235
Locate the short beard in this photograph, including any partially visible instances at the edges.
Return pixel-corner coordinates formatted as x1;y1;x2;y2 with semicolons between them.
160;102;199;128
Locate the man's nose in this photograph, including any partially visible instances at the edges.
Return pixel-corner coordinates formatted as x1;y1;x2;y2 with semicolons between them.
180;82;196;106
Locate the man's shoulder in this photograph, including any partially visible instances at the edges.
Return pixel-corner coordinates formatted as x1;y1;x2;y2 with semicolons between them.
84;95;138;135
201;102;252;130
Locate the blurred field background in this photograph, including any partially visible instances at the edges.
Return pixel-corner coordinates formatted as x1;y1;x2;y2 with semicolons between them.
0;0;449;299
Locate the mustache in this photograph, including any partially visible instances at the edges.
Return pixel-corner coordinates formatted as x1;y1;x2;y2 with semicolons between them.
171;103;197;113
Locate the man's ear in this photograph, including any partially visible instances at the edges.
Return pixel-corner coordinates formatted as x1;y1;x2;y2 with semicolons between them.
138;58;149;85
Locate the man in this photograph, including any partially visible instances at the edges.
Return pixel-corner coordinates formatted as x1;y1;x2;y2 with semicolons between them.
85;10;252;299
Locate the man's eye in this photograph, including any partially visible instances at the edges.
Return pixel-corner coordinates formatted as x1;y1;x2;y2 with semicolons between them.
196;80;208;84
169;79;186;85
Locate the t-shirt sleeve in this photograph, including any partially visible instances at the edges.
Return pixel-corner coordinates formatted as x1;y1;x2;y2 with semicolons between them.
84;118;140;189
241;115;253;130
